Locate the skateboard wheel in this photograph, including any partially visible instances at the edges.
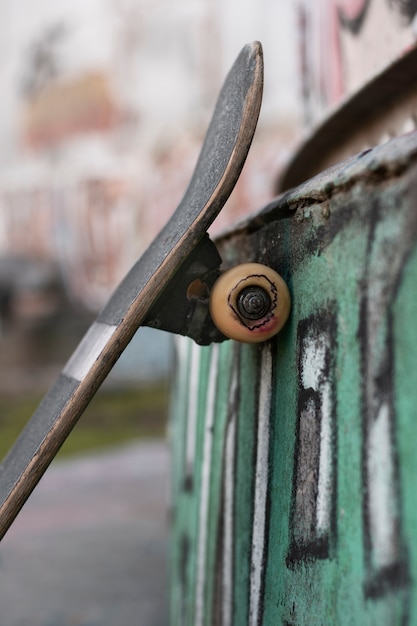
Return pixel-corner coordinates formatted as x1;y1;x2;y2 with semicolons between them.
209;263;291;343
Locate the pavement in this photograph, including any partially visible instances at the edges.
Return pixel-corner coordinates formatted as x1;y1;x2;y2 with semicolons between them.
0;441;170;626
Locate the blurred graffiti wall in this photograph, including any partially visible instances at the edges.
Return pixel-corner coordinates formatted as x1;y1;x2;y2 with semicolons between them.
0;0;301;312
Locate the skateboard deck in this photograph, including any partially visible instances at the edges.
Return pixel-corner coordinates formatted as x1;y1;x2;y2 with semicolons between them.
0;42;263;539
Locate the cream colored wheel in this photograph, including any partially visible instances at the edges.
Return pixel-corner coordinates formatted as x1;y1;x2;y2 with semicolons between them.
209;263;291;343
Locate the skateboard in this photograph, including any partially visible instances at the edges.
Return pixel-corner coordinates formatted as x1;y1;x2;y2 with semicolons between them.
0;41;293;539
0;42;265;539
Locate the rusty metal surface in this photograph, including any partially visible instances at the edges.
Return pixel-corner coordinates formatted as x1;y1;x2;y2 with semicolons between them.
169;131;417;624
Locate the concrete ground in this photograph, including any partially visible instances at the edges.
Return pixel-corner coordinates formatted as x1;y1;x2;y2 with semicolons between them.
0;441;170;626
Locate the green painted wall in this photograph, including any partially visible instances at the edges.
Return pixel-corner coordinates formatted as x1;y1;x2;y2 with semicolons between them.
169;133;417;624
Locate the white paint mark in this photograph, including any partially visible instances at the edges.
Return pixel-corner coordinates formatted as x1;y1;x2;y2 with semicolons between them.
249;345;272;626
316;381;333;534
222;366;238;626
63;322;117;381
185;341;201;481
301;333;326;391
367;402;398;568
195;344;219;626
300;329;334;539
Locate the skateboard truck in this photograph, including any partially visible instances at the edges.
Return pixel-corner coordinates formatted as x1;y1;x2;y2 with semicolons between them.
143;234;227;345
143;235;291;345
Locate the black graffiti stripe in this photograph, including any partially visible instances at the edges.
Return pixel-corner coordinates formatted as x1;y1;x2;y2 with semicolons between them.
339;0;372;35
287;308;338;565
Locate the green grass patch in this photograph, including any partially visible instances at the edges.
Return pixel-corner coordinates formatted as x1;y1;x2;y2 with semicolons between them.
0;382;170;461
